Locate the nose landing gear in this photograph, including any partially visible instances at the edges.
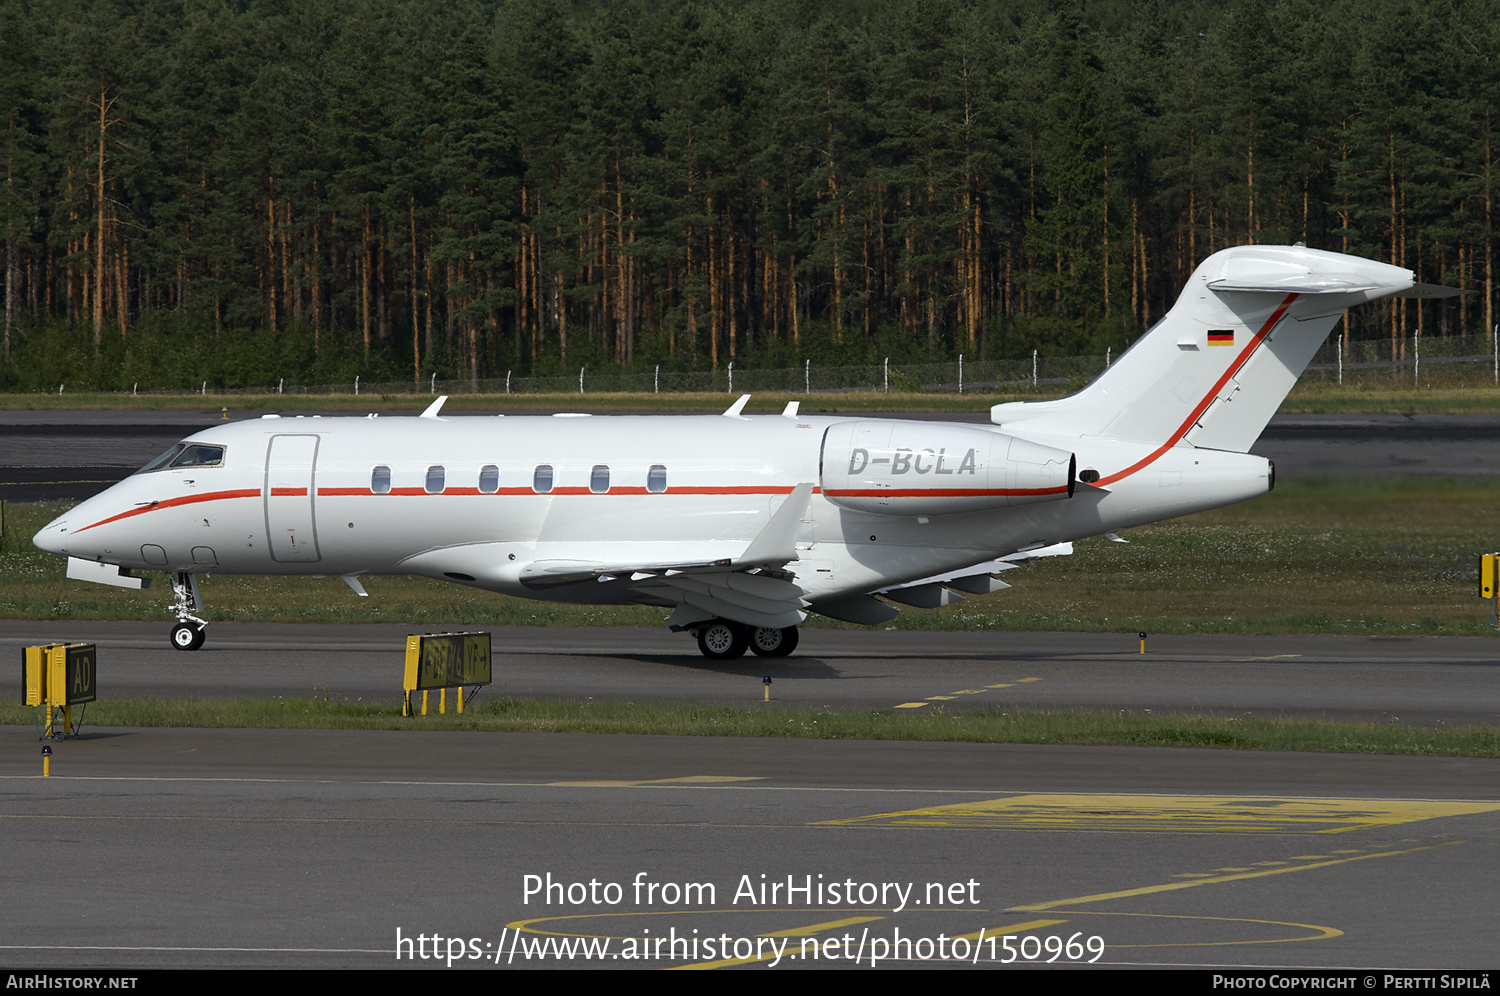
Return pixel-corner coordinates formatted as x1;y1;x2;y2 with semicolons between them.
169;572;208;651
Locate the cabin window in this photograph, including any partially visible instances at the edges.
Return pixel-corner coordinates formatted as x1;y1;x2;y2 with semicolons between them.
479;465;500;494
371;466;391;494
647;464;668;493
425;465;446;494
590;465;610;494
533;464;554;494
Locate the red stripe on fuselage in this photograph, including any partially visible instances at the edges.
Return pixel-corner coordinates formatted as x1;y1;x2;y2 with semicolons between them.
1096;292;1298;488
73;488;262;534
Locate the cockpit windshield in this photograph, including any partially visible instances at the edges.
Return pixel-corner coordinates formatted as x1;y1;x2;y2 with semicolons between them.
135;442;226;474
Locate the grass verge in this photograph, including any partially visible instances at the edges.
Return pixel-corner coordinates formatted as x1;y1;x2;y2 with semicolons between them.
8;697;1497;756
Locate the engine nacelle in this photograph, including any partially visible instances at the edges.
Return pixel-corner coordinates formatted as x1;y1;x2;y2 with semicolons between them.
820;421;1075;516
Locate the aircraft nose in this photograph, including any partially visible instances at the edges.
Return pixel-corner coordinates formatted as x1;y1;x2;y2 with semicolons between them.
33;518;68;557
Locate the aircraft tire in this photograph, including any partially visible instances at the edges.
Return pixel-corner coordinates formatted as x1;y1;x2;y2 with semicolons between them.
171;622;205;652
749;625;798;657
697;621;748;660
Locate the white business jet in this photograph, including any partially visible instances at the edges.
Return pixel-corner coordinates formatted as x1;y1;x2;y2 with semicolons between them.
33;245;1455;658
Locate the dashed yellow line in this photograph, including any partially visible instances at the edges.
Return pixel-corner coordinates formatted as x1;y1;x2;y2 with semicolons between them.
550;775;765;787
895;677;1044;710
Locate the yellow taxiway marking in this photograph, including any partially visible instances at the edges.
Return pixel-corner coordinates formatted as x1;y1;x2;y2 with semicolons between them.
897;677;1042;710
817;794;1500;834
549;775;765;787
669;916;885;971
1010;840;1462;912
1232;655;1303;661
949;919;1066;942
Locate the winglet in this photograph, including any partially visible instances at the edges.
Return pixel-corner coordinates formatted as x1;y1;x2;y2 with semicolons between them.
738;483;812;566
420;395;448;419
722;394;751;418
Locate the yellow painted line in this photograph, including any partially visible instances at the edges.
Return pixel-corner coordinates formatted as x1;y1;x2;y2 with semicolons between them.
1047;911;1344;950
1016;677;1042;682
894;702;928;709
951;689;985;695
985;683;1014;689
816;794;1500;834
925;696;956;701
669;916;884;970
550;775;765;787
1009;839;1464;912
1232;655;1303;661
951;919;1066;942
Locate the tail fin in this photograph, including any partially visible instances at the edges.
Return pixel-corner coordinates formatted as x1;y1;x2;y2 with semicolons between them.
991;245;1419;453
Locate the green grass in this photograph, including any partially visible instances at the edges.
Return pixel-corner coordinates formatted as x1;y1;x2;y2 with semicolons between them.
8;697;1498;756
5;475;1494;635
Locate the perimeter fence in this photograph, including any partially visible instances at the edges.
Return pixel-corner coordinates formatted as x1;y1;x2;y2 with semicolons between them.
110;330;1500;399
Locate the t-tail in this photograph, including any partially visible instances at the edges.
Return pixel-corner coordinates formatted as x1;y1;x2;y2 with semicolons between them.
991;245;1457;452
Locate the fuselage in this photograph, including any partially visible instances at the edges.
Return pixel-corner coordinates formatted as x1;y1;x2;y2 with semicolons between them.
34;409;1271;613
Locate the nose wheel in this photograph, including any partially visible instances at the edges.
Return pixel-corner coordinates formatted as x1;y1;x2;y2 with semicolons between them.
171;621;206;651
168;571;208;651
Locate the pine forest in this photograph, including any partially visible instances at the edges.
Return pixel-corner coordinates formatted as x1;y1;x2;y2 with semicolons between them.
1;0;1497;392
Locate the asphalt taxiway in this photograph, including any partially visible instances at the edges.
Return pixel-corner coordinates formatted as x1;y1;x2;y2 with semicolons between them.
3;623;1499;970
4;724;1499;970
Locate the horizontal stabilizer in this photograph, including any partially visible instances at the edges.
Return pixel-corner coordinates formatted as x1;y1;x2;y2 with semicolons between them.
1394;283;1471;299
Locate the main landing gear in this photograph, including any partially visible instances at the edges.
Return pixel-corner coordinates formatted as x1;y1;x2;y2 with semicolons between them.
169;572;207;651
694;620;799;660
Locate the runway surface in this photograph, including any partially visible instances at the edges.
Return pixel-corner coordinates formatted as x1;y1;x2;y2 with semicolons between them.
2;409;1497;500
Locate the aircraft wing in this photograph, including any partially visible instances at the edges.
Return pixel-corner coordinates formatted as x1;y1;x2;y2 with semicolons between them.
522;483;816;631
873;543;1074;609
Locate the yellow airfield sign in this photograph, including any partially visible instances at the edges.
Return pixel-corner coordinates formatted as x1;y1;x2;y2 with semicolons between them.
404;632;492;691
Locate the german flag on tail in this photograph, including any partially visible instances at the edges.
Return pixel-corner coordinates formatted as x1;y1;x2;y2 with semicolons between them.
1207;330;1234;346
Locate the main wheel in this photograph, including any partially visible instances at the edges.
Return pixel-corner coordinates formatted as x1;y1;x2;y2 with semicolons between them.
697;621;748;660
749;625;799;657
170;621;205;651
